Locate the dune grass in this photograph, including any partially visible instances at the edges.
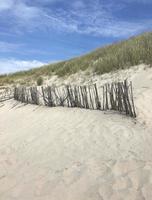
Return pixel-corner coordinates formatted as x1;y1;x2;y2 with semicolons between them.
0;31;152;86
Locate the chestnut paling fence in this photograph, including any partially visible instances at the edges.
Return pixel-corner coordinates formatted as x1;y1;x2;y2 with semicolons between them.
13;80;136;118
0;88;14;102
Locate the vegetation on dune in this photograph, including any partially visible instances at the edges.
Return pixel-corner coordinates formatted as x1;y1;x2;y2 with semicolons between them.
0;32;152;86
37;77;43;86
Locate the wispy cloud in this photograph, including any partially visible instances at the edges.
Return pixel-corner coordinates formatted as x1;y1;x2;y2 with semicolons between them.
0;40;52;56
123;0;152;3
0;59;47;74
0;0;151;37
0;41;23;53
0;0;13;11
0;0;152;37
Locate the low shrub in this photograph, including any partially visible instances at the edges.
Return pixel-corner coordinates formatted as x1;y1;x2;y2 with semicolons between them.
37;77;43;86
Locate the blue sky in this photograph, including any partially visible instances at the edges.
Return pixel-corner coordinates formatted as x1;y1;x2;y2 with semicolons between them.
0;0;152;74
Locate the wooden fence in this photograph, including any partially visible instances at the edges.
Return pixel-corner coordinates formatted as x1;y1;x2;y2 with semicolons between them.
0;88;14;102
13;80;136;118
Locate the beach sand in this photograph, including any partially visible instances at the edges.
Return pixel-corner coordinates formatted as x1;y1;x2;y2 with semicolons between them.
0;64;152;199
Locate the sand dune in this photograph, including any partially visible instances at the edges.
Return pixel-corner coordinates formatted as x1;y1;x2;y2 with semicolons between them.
0;64;152;199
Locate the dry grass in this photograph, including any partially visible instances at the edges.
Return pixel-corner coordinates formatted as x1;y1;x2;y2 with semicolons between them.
0;32;152;86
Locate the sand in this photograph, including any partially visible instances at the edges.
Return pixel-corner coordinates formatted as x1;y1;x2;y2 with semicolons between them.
45;64;152;129
0;64;152;199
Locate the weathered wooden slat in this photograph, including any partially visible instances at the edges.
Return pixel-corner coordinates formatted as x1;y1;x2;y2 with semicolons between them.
13;80;136;118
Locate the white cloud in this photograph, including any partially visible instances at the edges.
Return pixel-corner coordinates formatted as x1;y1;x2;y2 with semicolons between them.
14;2;41;20
0;59;47;74
0;0;13;11
0;0;41;20
39;1;152;37
0;0;151;37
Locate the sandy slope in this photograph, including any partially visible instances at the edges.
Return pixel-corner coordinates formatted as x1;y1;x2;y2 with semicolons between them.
0;99;152;200
45;64;152;129
0;64;152;199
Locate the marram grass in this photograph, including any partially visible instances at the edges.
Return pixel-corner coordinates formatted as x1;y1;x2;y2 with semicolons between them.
0;32;152;86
